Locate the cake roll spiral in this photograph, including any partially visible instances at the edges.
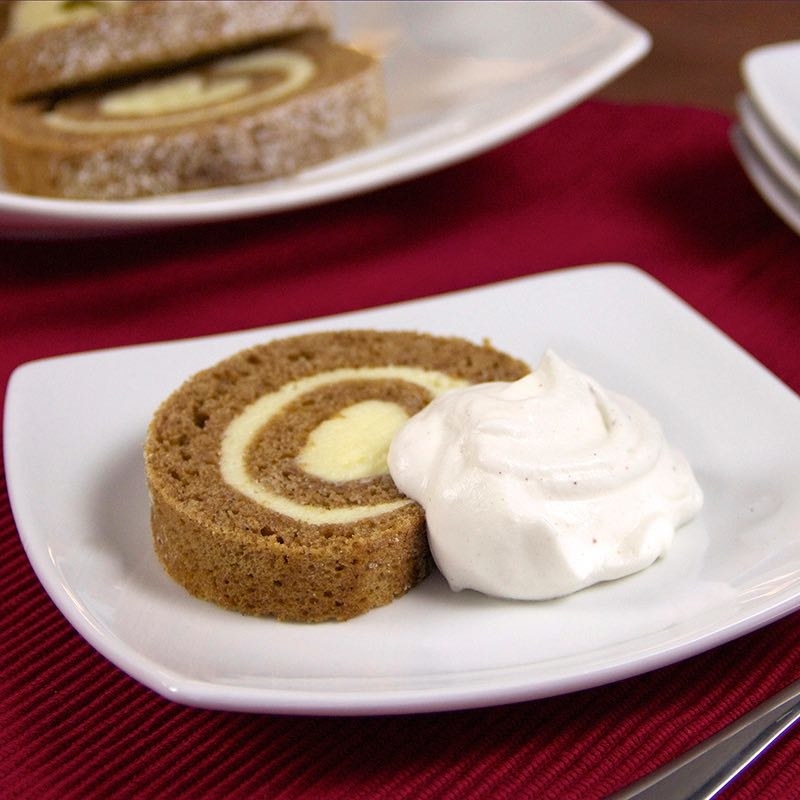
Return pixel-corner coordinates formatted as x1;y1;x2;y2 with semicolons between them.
144;330;529;622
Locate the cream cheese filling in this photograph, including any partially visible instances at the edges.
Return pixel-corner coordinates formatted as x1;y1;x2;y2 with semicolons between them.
9;0;130;35
220;366;466;525
43;49;316;134
298;400;412;482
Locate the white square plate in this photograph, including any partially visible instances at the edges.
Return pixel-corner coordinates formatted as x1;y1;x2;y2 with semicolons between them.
5;265;800;715
0;1;649;236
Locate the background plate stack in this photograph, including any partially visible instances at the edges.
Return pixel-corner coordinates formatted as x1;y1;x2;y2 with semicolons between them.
732;40;800;235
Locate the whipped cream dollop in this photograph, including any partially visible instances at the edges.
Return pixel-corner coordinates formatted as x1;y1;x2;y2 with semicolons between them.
387;350;703;599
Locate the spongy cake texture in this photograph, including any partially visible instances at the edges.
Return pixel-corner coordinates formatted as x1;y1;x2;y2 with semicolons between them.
0;30;386;199
0;0;334;100
144;330;530;622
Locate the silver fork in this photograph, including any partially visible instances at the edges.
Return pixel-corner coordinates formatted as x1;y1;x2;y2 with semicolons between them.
609;677;800;799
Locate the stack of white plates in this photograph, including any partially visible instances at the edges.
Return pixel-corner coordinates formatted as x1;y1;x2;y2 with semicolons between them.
733;40;800;234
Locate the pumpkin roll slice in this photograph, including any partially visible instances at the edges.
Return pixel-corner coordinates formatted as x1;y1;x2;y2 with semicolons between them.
0;30;385;199
144;330;530;623
0;0;333;100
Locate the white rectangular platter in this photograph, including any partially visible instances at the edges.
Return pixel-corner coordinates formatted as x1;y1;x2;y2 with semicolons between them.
0;1;649;235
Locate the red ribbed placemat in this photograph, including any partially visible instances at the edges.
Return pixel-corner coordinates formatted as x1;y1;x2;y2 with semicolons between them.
1;100;799;800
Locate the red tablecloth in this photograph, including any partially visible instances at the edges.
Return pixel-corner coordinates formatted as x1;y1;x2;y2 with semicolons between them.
1;100;799;800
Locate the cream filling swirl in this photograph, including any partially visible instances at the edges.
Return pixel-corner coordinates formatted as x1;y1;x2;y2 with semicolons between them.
44;49;316;134
9;0;130;35
220;366;466;525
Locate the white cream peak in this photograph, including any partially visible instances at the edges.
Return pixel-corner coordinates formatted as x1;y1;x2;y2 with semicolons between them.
388;350;703;599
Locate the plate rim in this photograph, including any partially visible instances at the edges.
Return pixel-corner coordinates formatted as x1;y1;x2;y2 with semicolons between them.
737;92;800;197
742;39;800;162
730;123;800;237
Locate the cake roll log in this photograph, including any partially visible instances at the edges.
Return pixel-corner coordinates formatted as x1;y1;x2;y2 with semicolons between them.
0;0;333;100
144;330;530;623
0;31;386;199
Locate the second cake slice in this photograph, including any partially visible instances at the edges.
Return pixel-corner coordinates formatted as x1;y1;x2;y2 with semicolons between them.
0;30;386;199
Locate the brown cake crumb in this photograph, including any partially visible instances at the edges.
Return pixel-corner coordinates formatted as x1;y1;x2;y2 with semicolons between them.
144;330;530;622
